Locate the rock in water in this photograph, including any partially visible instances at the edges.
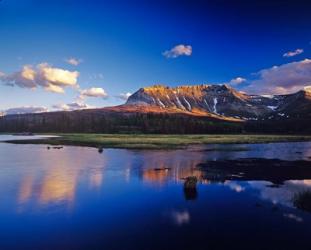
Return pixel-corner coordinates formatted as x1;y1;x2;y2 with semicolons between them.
184;176;198;189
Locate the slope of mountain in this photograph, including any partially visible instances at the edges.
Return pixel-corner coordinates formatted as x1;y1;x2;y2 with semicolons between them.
274;89;311;118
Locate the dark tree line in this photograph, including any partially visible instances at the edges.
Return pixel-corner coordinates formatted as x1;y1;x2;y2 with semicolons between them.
0;110;310;134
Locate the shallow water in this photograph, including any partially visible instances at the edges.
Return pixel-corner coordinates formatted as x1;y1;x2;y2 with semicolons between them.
0;137;311;249
0;134;58;141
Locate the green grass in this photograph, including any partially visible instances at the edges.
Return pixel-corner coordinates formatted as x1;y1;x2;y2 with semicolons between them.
4;133;311;149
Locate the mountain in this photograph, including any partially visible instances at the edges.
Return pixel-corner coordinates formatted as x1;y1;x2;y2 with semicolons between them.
1;84;311;134
125;84;311;121
272;88;311;119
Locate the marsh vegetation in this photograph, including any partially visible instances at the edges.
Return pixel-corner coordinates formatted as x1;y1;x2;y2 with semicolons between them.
5;133;311;149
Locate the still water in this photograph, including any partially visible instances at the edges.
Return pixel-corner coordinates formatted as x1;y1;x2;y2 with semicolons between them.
0;136;311;249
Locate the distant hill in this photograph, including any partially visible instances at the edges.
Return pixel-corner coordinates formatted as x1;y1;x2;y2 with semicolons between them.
1;84;311;134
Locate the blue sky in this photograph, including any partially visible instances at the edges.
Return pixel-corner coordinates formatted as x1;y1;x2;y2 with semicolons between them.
0;0;311;113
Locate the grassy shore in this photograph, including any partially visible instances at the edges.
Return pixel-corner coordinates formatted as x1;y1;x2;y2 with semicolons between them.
4;133;311;149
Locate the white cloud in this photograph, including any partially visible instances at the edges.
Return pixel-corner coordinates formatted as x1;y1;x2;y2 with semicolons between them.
283;49;304;58
3;106;48;115
229;77;246;85
0;63;79;93
65;58;82;66
52;102;95;111
116;92;131;100
1;65;37;88
38;63;79;86
246;59;311;94
44;84;66;94
80;87;108;98
163;44;192;58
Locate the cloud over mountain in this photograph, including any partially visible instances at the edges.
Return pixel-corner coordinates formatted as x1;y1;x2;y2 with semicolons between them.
0;63;79;93
52;102;95;111
229;77;246;85
163;44;192;58
3;106;48;115
116;92;132;100
246;59;311;94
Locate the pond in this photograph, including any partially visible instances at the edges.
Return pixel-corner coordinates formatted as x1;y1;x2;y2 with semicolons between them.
0;136;311;249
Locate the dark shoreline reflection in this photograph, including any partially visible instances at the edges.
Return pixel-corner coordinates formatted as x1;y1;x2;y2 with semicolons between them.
183;187;198;200
1;139;311;249
197;158;311;183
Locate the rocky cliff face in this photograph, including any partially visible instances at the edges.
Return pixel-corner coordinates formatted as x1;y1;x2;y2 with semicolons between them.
126;84;305;120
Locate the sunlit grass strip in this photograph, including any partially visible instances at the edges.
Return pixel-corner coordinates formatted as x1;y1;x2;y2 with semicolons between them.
4;133;311;149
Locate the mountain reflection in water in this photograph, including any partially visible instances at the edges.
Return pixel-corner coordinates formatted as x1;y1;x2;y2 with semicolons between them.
1;142;311;209
1;140;311;249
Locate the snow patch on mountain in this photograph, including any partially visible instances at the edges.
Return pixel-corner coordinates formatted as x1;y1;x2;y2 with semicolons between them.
175;96;186;110
213;97;218;114
183;97;192;111
157;98;165;108
267;105;278;111
261;95;274;99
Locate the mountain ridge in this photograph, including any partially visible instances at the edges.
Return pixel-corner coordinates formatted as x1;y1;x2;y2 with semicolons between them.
125;84;311;120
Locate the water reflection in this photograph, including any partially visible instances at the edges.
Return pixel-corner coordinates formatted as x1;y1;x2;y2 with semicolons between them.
183;187;198;200
2;145;109;210
0;134;58;141
38;167;77;205
283;213;303;223
171;210;191;225
18;175;33;204
224;181;245;193
247;179;311;208
89;169;103;189
1;142;311;211
1;140;311;249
